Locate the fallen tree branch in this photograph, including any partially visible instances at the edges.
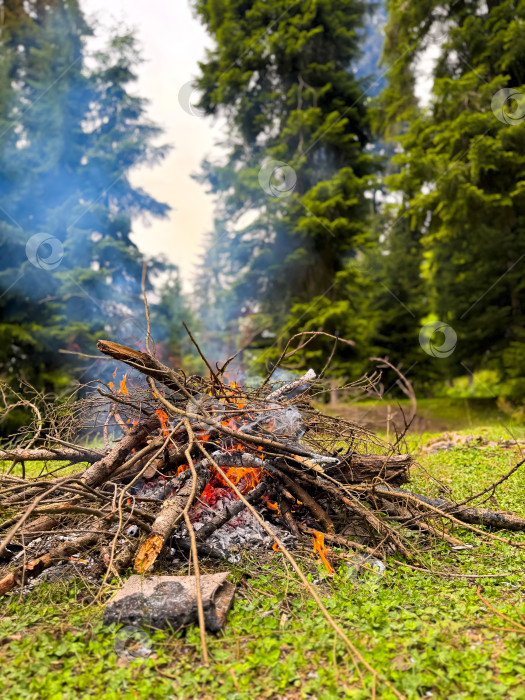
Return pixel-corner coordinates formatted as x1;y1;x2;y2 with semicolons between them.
97;340;198;397
375;486;525;532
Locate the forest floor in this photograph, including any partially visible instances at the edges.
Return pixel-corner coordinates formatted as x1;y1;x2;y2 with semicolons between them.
1;417;525;699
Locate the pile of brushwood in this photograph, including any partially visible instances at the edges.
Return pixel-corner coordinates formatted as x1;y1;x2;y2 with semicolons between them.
1;333;525;603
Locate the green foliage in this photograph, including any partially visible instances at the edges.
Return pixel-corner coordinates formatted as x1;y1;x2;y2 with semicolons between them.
192;0;525;403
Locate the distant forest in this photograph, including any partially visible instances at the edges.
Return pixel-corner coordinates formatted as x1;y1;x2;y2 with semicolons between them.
1;0;524;422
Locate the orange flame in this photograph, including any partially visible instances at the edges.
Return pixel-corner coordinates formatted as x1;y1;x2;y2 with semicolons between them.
112;367;117;378
272;542;281;552
119;374;129;395
216;465;261;492
155;409;170;437
266;501;279;513
108;381;114;390
177;463;189;475
312;530;335;577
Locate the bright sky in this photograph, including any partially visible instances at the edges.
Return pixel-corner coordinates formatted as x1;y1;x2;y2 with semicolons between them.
83;0;222;290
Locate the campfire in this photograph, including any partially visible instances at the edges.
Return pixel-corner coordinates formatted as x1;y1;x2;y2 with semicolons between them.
2;335;525;602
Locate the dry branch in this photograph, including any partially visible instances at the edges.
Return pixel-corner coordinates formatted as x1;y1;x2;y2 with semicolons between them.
82;415;160;488
370;486;525;532
0;447;105;464
97;340;198;396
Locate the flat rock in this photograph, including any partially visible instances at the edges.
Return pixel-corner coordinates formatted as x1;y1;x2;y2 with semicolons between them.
103;573;235;633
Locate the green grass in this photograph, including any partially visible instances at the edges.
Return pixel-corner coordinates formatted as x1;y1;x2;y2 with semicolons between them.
325;396;525;434
2;426;525;699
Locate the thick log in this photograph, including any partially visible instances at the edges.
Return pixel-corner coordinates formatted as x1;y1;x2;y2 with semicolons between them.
340;453;411;485
134;462;210;574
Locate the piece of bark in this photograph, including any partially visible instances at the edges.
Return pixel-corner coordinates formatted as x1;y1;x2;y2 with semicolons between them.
134;463;210;574
0;531;101;597
103;573;235;632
